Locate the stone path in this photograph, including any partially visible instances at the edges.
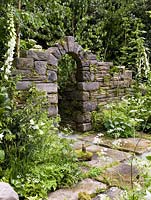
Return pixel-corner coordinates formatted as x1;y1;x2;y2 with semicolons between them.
48;133;151;200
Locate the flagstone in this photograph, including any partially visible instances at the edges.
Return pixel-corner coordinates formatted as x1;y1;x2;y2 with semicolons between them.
96;163;139;188
93;187;124;200
48;178;107;200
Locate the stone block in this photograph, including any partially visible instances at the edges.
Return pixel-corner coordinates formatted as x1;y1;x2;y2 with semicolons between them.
96;77;103;82
73;112;91;123
96;65;110;71
16;81;32;90
35;61;47;75
27;50;48;60
47;53;58;66
47;70;57;82
97;62;113;66
86;53;97;60
0;182;19;200
82;101;97;112
48;105;58;116
81;60;90;67
89;60;98;65
97;98;108;104
61;40;68;52
48;178;106;200
73;42;83;55
78;51;87;60
15;58;34;69
66;36;75;52
36;83;57;93
55;43;66;55
12;69;32;76
96;94;107;99
77;71;92;81
47;94;58;103
22;76;47;81
125;70;132;80
46;47;61;59
77;123;92;132
64;91;89;101
78;82;100;91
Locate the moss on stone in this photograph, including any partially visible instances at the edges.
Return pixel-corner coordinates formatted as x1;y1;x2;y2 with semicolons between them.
78;192;91;200
75;150;93;161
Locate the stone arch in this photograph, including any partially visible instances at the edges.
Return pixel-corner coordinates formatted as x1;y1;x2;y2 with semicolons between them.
45;36;96;131
15;36;132;132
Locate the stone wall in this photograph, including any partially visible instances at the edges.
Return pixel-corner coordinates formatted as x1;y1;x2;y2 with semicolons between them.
13;36;132;132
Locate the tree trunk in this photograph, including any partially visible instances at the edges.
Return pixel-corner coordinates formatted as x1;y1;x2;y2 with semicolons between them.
16;0;21;58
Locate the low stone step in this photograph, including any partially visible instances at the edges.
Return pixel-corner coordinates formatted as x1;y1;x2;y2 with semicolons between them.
95;163;139;189
78;134;151;155
48;178;107;200
93;187;124;200
85;145;131;169
99;138;151;155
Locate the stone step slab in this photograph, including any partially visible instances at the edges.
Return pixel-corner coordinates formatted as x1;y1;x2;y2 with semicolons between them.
95;163;139;188
99;138;151;155
86;145;131;167
93;187;124;200
79;134;151;155
48;178;107;200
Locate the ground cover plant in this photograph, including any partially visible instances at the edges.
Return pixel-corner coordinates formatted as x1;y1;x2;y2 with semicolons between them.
0;7;81;198
92;81;151;138
0;86;81;199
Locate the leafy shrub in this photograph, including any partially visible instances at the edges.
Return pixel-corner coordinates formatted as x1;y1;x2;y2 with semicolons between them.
92;84;151;138
0;87;81;199
92;103;136;139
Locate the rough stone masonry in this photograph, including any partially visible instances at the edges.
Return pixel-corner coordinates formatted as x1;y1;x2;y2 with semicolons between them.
13;36;132;132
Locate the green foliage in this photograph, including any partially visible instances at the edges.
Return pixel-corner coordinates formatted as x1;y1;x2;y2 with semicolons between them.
1;0;151;82
92;103;136;138
58;54;77;92
86;167;102;178
0;87;81;199
92;83;151;138
78;192;91;200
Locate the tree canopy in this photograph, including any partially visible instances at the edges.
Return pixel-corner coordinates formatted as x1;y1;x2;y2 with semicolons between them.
0;0;151;79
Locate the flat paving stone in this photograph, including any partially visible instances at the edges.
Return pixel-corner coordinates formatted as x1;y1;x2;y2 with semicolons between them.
48;178;107;200
96;163;139;188
79;134;151;155
82;145;131;169
86;145;131;161
93;187;124;200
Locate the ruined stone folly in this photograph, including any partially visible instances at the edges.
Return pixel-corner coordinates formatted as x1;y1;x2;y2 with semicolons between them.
13;36;132;131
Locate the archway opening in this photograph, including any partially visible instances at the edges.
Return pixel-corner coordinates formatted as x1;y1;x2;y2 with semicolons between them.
58;53;79;130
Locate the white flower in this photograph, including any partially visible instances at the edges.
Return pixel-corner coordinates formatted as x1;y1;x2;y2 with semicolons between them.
0;133;4;140
145;190;151;200
40;122;45;126
32;125;39;130
30;119;35;125
39;130;44;135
